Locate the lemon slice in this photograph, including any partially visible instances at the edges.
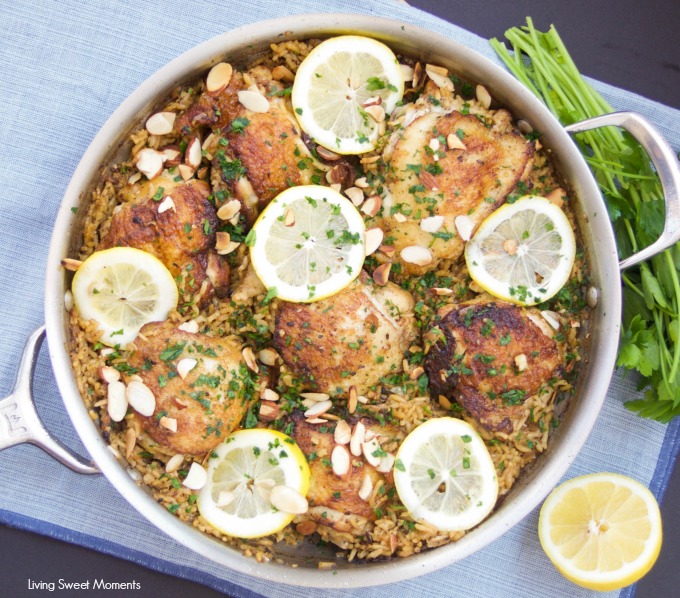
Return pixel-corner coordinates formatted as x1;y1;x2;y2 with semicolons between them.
71;247;178;346
465;196;576;306
248;185;366;303
393;417;498;532
538;472;662;591
197;429;311;539
291;35;404;154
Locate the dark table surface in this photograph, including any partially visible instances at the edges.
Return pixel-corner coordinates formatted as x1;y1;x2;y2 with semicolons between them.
2;1;680;596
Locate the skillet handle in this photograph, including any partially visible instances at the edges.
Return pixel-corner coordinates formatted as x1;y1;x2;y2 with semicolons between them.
0;326;99;474
564;111;680;271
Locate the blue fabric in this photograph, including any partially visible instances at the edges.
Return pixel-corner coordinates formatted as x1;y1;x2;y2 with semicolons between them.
1;0;679;596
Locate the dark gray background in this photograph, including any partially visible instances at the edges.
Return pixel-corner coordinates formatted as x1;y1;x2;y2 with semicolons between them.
2;1;679;596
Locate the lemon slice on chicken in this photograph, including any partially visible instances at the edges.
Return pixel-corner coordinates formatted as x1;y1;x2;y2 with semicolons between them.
291;35;404;154
248;185;366;303
464;196;576;306
197;429;311;539
71;247;178;346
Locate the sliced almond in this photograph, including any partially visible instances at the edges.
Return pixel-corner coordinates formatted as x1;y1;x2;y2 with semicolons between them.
258;348;279;366
300;392;330;402
316;146;341;161
419;170;439;190
259;401;280;422
176;357;198;380
159;416;178;433
393;212;407;223
261;388;280;402
217;199;241;221
350;421;366;457
372;262;391;286
429;137;441;152
107;380;128;422
425;66;454;91
64;290;73;311
420;215;444;233
379;245;396;258
358;473;373;501
216;490;235;508
165;454;184;473
376;452;395;473
540;310;561;330
270;485;308;514
433;287;453;296
128;172;142;185
185;136;202;169
331;445;351;477
215;231;231;252
361;195;382;217
202;132;217;153
206;62;233;95
426;63;449;77
354;176;369;188
446;133;466;150
362;437;382;467
134;148;164;180
271;64;295;82
242;346;259;372
362;95;382;108
412;62;425;88
61;257;83;271
364;227;384;256
409;366;425;380
329;183;342;193
178;320;199;334
237;89;270;113
99;365;120;384
476;84;492;109
348;385;358;415
515;353;528;372
546;187;566;207
401;245;433;266
177;164;195;181
454;215;475;242
145;111;176;136
125;380;155;417
503;238;519;255
344;186;364;206
157;196;175;214
364;104;385;123
182;462;208;490
400;63;415;82
124;427;137;459
304;399;333;418
217;240;240;256
334;420;351;445
284;207;295;226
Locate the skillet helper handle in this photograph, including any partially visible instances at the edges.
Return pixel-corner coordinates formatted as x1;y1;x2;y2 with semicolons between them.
564;111;680;271
0;326;98;474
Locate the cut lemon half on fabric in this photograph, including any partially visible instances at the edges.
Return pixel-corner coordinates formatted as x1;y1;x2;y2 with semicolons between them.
71;247;178;347
197;429;311;539
291;35;404;154
465;196;576;306
248;185;366;303
393;417;499;532
538;472;662;591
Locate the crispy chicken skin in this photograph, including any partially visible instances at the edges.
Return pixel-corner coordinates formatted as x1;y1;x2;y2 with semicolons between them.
382;108;534;271
424;301;561;434
274;274;417;395
291;413;402;527
99;178;229;303
127;321;256;455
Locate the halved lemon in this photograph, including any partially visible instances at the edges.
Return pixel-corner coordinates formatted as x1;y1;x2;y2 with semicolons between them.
393;417;498;532
291;35;404;154
71;247;178;346
197;429;311;539
538;472;662;591
465;196;576;306
248;185;366;303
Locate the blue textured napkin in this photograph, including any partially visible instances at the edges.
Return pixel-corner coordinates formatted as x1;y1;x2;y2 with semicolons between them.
1;1;679;597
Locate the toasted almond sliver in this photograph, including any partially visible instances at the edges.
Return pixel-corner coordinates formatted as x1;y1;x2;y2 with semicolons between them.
429;137;441;152
157;196;176;214
345;186;364;206
177;164;195;181
206;62;233;94
447;133;466;151
258;348;279;366
242;347;259;373
159;416;178;433
454;215;475;242
316;146;341;161
361;195;382;217
425;63;449;77
541;310;561;330
401;245;433;266
259;401;280;422
284;208;295;227
304;399;333;418
425;67;453;91
419;170;439;191
124;427;137;459
64;290;73;311
176;358;198;380
300;392;330;402
350;421;366;457
217;241;240;256
128;172;142;185
372;262;391;286
183;462;208;490
215;231;232;252
217;199;241;221
409;366;425;380
216;490;235;508
270;485;308;514
420;215;444;233
379;245;395;257
329;183;342;193
433;287;453;296
165;454;184;473
126;380;155;417
178;320;199;334
365;227;384;256
400;63;415;82
331;445;351;477
99;365;121;384
145;111;176;136
334;420;351;445
364;104;385;123
515;353;528;372
546;187;566;207
358;473;373;501
376;452;395;473
238;89;270;113
348;385;358;415
107;380;128;422
393;212;407;223
354;177;369;188
134;148;165;179
362;438;382;467
362;95;382;108
271;64;295;82
476;84;492;109
261;388;280;402
185;136;202;169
